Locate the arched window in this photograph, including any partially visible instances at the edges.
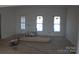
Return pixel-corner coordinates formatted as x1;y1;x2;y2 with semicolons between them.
54;16;60;32
36;16;43;31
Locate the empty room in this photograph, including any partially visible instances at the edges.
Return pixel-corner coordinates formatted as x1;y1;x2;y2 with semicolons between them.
0;5;79;54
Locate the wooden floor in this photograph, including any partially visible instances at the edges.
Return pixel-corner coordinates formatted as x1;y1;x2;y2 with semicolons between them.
0;36;76;54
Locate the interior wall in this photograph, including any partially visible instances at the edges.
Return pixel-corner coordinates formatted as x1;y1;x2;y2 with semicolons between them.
76;8;79;54
77;22;79;53
0;14;1;38
66;7;78;45
0;7;16;39
16;6;66;36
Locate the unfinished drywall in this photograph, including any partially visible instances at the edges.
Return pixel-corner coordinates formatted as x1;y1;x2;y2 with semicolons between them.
0;7;16;38
66;7;78;45
16;6;66;36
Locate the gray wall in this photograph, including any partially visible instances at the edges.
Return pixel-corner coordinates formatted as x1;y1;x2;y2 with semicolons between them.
0;7;16;38
77;22;79;53
66;7;78;45
0;6;66;38
76;8;79;54
0;6;67;38
16;6;67;36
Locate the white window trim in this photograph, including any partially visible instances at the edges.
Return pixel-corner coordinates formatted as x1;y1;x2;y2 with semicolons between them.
21;16;26;30
53;16;61;32
36;16;43;31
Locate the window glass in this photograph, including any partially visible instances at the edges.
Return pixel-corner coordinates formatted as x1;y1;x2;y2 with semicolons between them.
54;16;60;32
36;16;43;31
21;16;25;30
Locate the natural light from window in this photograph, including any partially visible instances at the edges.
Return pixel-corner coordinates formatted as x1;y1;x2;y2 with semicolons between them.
36;16;43;31
21;16;26;30
54;16;60;32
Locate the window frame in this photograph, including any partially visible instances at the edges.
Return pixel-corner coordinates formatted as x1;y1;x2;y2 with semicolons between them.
53;16;61;32
36;16;43;31
21;16;26;30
